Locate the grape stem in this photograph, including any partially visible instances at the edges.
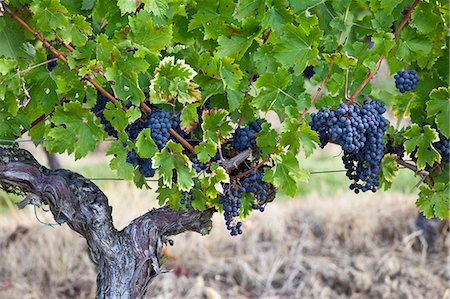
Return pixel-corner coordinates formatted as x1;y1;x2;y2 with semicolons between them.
19;57;58;75
5;3;195;153
231;147;278;180
349;0;420;101
396;158;430;177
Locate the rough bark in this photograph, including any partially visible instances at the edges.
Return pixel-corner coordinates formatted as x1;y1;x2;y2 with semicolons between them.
0;145;215;299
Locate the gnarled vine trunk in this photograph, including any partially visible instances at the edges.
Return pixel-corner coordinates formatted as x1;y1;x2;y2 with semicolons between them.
0;145;214;299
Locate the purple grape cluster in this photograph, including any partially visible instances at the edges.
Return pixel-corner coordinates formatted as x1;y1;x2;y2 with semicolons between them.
125;119;146;141
146;108;171;149
242;170;270;212
394;70;419;93
230;119;263;151
47;53;58;71
219;184;243;236
309;101;388;192
126;149;156;177
91;92;118;138
190;157;206;173
180;191;193;209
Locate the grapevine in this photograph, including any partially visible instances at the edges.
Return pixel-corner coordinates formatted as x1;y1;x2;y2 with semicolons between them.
0;0;447;238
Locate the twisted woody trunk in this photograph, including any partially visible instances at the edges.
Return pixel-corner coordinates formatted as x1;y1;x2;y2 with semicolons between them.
0;145;214;299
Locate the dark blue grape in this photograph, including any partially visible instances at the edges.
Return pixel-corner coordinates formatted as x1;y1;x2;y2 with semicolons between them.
125;119;146;141
137;158;156;177
309;101;388;192
394;70;419;93
219;184;243;236
303;65;315;79
146;108;171;149
47;53;58;71
91;92;118;138
230;119;263;151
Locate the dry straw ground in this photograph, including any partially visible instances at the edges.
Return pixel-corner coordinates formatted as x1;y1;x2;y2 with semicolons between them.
0;181;448;299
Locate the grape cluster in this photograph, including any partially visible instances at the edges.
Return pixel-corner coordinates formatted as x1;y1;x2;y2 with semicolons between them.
91;92;118;138
309;101;388;192
125;119;146;141
230;119;263;151
219;184;243;236
180;192;193;209
242;170;270;212
190;157;206;173
126;149;156;177
146;108;172;149
385;135;404;157
47;53;58;71
394;70;419;93
138;158;156;177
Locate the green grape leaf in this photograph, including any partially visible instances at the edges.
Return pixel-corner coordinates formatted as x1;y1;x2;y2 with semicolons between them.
217;35;253;60
201;109;234;145
265;152;302;197
240;193;255;217
180;103;199;133
143;0;169;16
107;140;135;180
256;122;278;158
220;57;243;90
416;183;449;219
403;124;440;170
117;0;139;14
153;141;195;191
273;23;321;75
135;128;158;158
195;141;217;163
203;164;229;199
280;119;301;154
105;51;149;103
103;102;129;132
23;69;58;117
157;184;183;209
298;121;319;158
150;56;200;105
48;102;104;159
411;2;441;35
252;69;291;111
129;11;173;53
379;155;399;190
0;16;25;58
427;87;449;137
81;0;96;10
0;58;17;75
30;0;68;31
189;188;206;211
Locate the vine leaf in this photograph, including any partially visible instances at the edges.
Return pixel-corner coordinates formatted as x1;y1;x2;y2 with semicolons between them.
153;141;195;191
416;183;449;219
135;129;158;159
379;155;399;190
107;140;135;180
403;124;440;170
427;87;449;138
150;56;200;104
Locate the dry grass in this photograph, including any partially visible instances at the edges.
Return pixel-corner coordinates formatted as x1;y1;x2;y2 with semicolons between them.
0;186;448;299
